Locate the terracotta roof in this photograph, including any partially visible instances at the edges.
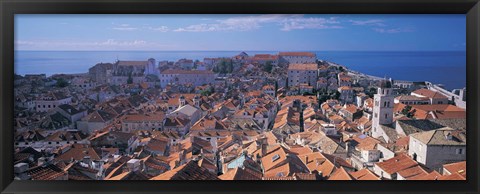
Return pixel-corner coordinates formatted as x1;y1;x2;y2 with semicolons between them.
55;146;100;162
343;104;359;114
397;165;429;180
261;145;288;172
375;154;418;175
150;161;219;180
288;63;317;71
412;88;448;99
145;138;169;154
287;145;313;156
164;117;190;127
252;54;278;61
219;167;263;180
338;86;352;90
328;167;354;180
349;168;380;180
443;161;466;177
84;110;117;123
409;170;442;180
350;134;381;151
123;111;165;122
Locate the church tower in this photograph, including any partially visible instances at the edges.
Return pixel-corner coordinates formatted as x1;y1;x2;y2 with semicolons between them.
371;80;394;139
179;95;186;107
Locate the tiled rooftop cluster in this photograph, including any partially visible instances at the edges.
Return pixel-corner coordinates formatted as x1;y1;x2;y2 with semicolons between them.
13;51;466;181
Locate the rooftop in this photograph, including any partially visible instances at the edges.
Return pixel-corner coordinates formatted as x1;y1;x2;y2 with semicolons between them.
288;63;318;71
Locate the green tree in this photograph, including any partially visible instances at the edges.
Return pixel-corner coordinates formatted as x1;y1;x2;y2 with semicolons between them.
401;105;416;118
56;78;69;88
201;90;211;96
331;91;341;100
367;87;377;98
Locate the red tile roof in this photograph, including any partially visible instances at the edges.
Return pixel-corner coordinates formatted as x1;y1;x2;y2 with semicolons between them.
328;167;353;180
375;154;418;175
349;168;380;180
150;161;219;180
288;63;318;71
443;161;466;177
412;88;448;99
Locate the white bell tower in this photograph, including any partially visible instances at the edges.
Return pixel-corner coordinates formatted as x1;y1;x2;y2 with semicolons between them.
372;80;394;139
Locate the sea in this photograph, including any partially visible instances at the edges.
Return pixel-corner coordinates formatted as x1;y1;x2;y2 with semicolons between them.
14;51;466;90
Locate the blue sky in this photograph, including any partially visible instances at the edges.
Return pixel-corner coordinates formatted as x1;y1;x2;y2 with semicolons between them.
15;14;466;51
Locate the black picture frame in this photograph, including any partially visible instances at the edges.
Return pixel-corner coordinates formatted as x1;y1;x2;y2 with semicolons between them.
1;0;479;194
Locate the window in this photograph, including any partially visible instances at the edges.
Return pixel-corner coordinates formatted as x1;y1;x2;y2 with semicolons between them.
384;102;387;107
385;114;388;119
456;148;464;154
272;154;280;162
374;113;378;118
48;105;51;108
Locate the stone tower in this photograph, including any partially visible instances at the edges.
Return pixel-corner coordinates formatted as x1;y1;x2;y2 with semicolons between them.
372;80;394;139
179;95;186;107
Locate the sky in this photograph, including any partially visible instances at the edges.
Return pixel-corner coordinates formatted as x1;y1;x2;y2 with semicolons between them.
15;14;466;51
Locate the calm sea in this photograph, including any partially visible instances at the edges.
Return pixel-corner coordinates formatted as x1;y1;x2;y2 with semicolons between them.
14;51;466;90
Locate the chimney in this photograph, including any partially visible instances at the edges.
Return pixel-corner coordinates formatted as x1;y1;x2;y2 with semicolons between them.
38;157;46;166
126;159;142;172
83;156;91;165
445;132;453;140
261;144;268;156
